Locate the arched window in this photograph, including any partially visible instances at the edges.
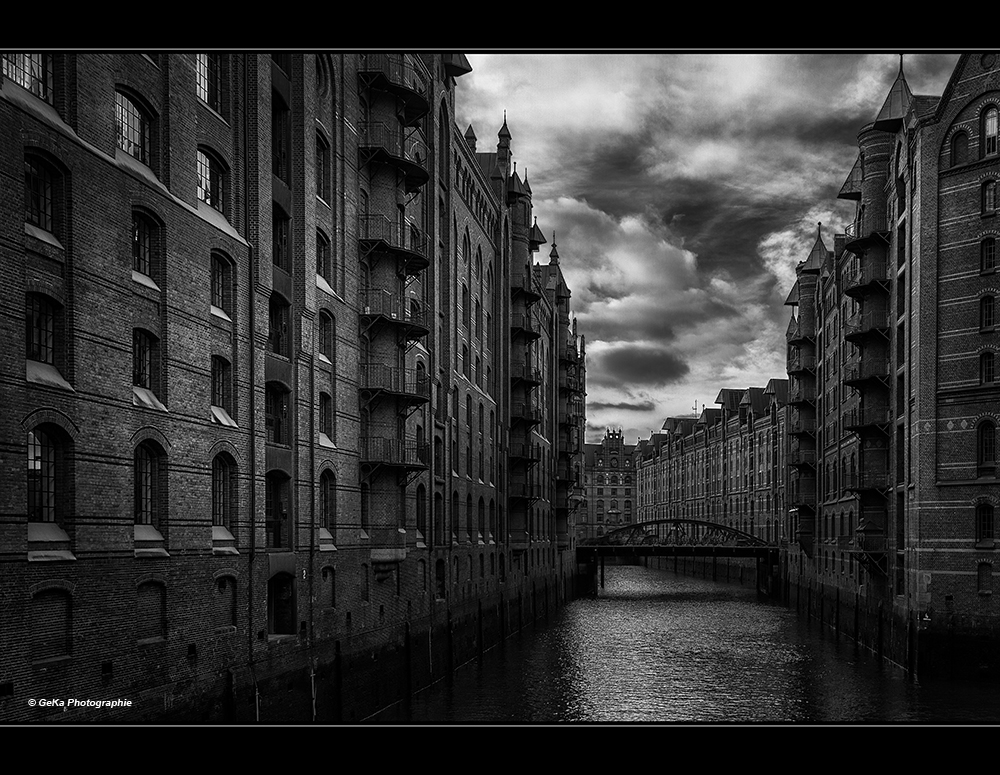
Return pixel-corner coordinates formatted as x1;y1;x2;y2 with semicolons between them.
984;181;998;215
320;469;336;536
451;490;459;540
27;426;72;529
134;441;164;528
979;421;997;474
3;54;53;103
951;132;969;167
983;238;997;274
982;295;996;330
977;503;995;542
984;106;999;158
489;499;496;539
982;352;996;384
211;454;234;529
478;497;485;540
116;90;153;166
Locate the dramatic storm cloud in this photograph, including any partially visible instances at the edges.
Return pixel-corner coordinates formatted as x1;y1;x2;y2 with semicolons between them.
455;52;960;442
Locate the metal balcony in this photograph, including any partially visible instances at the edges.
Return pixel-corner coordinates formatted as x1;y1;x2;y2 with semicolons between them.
510;272;542;303
360;437;428;469
358;122;429;192
842;405;891;432
510;360;543;386
844;470;891;493
787;414;816;436
788;447;817;468
844;310;890;341
788;382;817;405
787;351;816;375
844;261;889;298
510;401;542;426
357;53;429;126
509;441;541;464
510;312;541;341
843;355;889;386
787;321;816;345
788;478;817;510
360;289;430;340
358;214;429;275
844;210;889;252
359;364;430;405
509;477;542;501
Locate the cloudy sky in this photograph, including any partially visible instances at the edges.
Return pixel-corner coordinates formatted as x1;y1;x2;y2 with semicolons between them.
453;52;961;444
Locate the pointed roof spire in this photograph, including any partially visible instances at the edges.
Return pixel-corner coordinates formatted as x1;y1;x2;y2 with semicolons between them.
464;124;477;152
800;223;826;274
528;216;547;252
873;53;913;132
498;110;511;140
548;231;559;264
523;167;532;195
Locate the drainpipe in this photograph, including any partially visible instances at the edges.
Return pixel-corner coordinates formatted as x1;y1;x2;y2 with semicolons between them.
244;53;261;722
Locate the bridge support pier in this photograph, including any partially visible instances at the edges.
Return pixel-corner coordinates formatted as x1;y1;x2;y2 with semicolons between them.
600;556;605;589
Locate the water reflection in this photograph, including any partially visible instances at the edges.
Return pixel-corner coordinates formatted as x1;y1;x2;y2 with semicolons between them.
405;565;1000;724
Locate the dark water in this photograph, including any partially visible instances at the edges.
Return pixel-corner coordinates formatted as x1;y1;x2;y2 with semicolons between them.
405;565;1000;724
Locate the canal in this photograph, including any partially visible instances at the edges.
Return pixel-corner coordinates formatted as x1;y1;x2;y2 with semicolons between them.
403;564;1000;723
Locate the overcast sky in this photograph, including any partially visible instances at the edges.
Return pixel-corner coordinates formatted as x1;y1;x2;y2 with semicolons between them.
454;52;962;444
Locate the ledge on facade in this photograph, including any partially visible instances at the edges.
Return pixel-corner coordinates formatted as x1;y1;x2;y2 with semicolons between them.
133;269;161;293
134;523;169;558
212;525;239;555
27;360;74;392
211;405;238;427
210;304;232;323
319;527;337;552
318;433;336;449
28;521;76;562
133;386;167;412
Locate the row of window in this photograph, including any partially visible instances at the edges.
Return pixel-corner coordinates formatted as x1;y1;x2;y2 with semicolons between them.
27;426;341;545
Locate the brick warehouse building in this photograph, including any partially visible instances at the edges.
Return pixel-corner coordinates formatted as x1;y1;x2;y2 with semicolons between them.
0;52;586;722
781;53;1000;673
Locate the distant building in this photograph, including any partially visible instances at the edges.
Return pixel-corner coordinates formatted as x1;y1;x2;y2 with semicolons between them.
582;428;636;542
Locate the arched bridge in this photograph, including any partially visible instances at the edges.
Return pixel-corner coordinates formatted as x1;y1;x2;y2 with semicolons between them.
582;518;771;550
576;519;781;595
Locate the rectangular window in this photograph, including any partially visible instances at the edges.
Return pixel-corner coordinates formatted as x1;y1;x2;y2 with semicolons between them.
273;207;290;270
316;135;330;202
25;157;54;233
197;150;224;212
271;92;290;183
26;296;55;364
